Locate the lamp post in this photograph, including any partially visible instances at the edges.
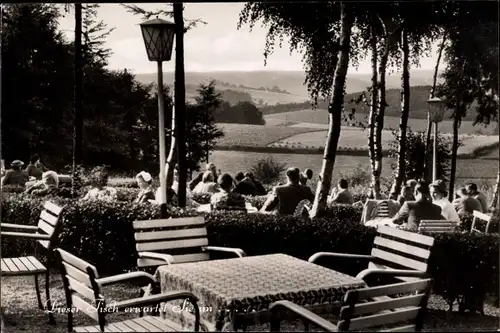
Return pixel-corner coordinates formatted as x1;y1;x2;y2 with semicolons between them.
139;18;176;217
427;97;446;182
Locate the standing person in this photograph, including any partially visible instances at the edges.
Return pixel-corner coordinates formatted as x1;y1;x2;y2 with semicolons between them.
260;167;314;215
429;180;460;222
328;179;354;205
25;154;48;180
392;181;443;231
233;172;257;196
1;160;29;186
453;187;483;215
466;183;489;213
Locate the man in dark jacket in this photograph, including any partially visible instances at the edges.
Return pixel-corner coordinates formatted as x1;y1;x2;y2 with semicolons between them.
392;181;443;231
260;167;314;215
247;172;267;195
232;172;257;196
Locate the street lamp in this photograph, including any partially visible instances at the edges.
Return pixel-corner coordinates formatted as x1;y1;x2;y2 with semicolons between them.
427;97;446;182
140;18;176;217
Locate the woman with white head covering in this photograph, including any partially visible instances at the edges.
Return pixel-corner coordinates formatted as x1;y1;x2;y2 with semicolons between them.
134;171;156;204
26;171;60;196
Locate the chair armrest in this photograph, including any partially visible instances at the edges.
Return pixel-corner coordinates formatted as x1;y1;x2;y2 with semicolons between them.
96;271;157;287
356;268;429;280
138;251;175;264
0;231;51;240
308;252;374;263
1;223;39;231
113;291;199;311
269;300;338;332
202;246;246;258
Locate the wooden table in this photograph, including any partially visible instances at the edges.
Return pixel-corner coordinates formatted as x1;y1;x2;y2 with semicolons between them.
154;253;366;331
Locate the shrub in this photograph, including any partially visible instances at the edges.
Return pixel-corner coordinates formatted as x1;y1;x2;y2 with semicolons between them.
250;157;286;184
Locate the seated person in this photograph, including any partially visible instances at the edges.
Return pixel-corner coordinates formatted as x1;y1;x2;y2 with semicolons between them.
328;179;354;205
210;173;246;211
82;168;117;202
25;154;49;180
260;167;314;215
167;167;199;207
299;168;313;186
430;180;460;222
466;183;489;213
397;185;415;206
188;163;218;191
453;187;483;215
392;181;443;231
192;171;219;195
25;171;60;197
134;171;155;204
247;172;267;196
1;160;29;187
232;172;257;196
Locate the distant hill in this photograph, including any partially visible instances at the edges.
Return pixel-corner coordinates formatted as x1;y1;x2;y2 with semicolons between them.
133;69;440;106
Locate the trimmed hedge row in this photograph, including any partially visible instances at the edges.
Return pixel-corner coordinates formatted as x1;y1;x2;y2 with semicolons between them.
1;194;497;313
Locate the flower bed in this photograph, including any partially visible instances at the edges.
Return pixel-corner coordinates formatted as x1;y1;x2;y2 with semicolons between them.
1;194;498;313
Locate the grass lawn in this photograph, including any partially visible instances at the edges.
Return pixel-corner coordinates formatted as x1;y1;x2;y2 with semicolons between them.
2;273;498;332
263;109;498;135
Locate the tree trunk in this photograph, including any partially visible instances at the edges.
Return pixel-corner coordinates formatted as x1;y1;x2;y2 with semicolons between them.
423;34;447;181
165;95;177;201
174;3;187;208
310;3;353;218
391;28;410;198
491;167;500;211
71;3;83;198
448;102;461;202
368;16;379;200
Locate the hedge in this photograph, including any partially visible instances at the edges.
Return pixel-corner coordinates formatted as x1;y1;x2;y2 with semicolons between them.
1;194;497;313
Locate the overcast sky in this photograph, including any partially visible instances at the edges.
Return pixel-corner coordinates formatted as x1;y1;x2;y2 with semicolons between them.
57;3;442;74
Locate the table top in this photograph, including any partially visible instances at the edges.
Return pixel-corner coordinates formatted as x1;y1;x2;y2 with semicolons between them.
155;253;366;311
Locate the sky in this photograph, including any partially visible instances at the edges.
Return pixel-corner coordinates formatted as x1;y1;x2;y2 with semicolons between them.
57;3;442;74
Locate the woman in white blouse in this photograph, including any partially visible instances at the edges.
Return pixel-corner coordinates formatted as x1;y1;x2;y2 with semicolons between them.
430;180;460;222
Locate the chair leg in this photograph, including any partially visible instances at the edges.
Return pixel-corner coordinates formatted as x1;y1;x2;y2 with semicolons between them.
45;271;56;325
34;275;44;310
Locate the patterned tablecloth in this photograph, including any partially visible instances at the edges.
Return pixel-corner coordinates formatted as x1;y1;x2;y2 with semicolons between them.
154;253;366;331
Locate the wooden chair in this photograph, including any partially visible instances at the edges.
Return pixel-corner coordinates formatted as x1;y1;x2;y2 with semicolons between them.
309;226;435;283
293;199;312;218
54;248;200;332
269;278;433;332
133;216;246;270
418;220;458;233
471;210;493;234
0;201;64;324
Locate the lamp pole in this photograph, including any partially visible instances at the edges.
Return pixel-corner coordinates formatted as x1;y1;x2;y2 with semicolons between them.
139;18;176;217
432;120;438;182
427;97;446;182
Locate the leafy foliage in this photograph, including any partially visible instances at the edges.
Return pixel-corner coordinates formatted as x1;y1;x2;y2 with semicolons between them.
388;129;456;182
250;157;286;184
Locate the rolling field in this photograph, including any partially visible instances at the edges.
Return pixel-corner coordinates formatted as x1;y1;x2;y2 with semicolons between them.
263;109;498;135
209;150;499;183
271;129;500;156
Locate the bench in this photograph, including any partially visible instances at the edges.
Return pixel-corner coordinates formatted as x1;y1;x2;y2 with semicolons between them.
418;220;458;233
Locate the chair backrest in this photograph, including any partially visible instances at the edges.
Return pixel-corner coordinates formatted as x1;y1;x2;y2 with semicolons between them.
133;216;210;268
376;200;390;218
369;226;435;281
54;248;105;331
418;220;458;233
338;279;433;331
37;201;64;250
471;210;493;233
293;199;311;218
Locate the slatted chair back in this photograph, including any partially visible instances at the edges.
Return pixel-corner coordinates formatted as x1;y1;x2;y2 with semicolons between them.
54;248;106;331
338;279;433;331
418;220;458;233
376;200;391;218
133;216;210;268
368;226;435;282
471;210;493;234
36;201;64;251
293;199;311;218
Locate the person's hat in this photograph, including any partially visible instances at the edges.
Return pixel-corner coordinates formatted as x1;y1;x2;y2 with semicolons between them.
11;160;24;167
430;179;447;193
136;171;152;182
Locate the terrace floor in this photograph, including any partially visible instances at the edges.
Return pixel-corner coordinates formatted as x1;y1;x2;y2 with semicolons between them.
1;273;499;332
